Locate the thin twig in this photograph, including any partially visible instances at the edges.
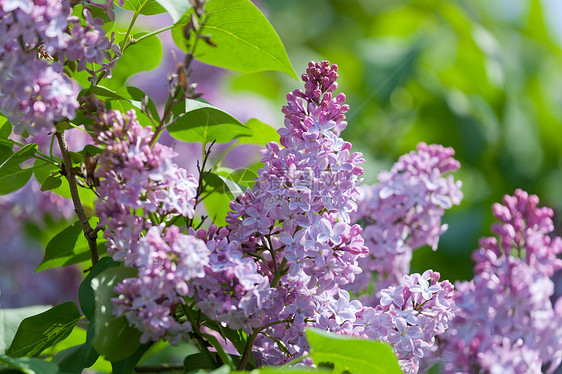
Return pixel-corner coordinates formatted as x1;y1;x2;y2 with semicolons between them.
56;132;99;265
187;141;216;228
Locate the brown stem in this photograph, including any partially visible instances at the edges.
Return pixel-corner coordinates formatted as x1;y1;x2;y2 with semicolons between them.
56;132;99;265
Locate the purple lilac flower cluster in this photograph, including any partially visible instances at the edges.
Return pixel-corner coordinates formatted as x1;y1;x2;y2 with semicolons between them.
0;0;120;134
93;108;210;343
185;61;369;364
350;143;462;304
94;109;198;264
112;225;210;344
439;189;562;373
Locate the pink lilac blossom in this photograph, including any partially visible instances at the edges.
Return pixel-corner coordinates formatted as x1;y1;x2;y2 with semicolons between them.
439;189;562;373
350;143;462;305
0;0;119;134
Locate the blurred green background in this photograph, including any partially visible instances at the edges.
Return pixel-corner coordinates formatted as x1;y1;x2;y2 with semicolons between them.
221;0;562;282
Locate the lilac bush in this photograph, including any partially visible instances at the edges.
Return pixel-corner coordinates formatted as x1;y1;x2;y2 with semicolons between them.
1;1;561;373
350;143;463;305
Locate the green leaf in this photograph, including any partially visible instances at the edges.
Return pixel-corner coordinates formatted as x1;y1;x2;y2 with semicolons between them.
91;267;142;362
90;86;134;102
79;257;121;321
125;87;159;123
305;329;401;374
167;99;251;144
0;167;32;195
203;191;231;227
33;160;58;184
40;175;63;191
203;172;248;199
52;344;95;374
237;118;280;145
88;86;155;129
0;355;58;374
72;5;114;32
51;323;98;374
104;31;163;91
0;119;11;139
184;352;217;372
111;343;150;374
36;219;107;272
251;367;318;373
171;0;297;79
153;0;192;23
218;163;261;189
118;0;165;15
6;302;82;358
200;333;234;369
0;306;50;354
0;144;37;175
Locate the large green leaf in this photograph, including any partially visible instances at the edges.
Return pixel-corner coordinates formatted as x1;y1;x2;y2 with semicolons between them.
0;355;58;374
251;368;318;373
51;322;98;374
238;118;280;145
72;4;114;32
118;0;165;15
0;118;11;139
154;0;192;23
0;306;50;355
79;257;121;321
0;144;36;174
167;99;252;144
305;328;401;374
0;143;36;194
104;31;163;91
125;86;159;124
217;163;261;189
111;343;150;374
36;220;107;272
171;0;297;79
6;302;82;358
91;267;142;362
0;167;32;195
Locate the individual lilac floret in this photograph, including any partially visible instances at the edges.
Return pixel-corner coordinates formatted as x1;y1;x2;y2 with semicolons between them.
350;143;462;303
94;109;198;265
439;189;562;373
112;225;210;344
